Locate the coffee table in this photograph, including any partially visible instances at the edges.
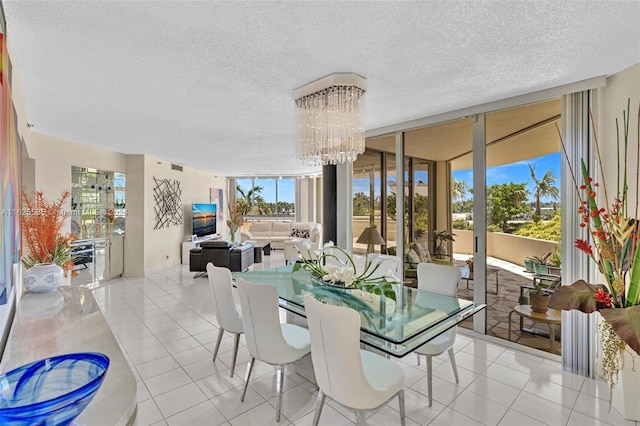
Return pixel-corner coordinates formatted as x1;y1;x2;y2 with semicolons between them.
508;305;562;353
459;266;499;294
245;240;272;263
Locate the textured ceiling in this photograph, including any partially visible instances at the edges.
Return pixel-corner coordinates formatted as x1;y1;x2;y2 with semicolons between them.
3;1;639;177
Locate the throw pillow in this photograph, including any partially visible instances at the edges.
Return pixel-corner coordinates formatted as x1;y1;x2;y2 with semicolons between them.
290;228;310;239
406;249;420;268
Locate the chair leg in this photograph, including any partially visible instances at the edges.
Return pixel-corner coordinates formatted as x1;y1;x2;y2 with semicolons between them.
312;389;326;426
398;389;405;426
241;357;255;402
448;347;459;384
230;333;241;378
355;410;366;425
416;353;421;366
275;365;285;422
212;327;225;362
426;355;433;407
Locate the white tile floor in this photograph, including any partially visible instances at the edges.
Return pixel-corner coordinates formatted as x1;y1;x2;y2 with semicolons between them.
91;251;637;426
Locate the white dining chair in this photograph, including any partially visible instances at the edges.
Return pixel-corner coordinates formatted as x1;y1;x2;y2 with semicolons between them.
236;278;311;422
365;253;401;279
415;262;461;406
206;263;244;377
303;294;405;425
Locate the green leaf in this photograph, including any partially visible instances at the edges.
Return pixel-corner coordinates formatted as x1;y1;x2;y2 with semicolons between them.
600;306;640;356
626;235;640;307
549;279;607;313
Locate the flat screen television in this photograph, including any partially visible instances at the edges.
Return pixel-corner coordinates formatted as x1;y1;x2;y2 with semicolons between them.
191;203;217;237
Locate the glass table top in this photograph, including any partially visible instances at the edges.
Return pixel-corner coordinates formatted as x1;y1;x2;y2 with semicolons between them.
233;266;485;357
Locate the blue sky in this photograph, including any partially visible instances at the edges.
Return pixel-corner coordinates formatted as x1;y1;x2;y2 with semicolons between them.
452;152;561;202
353;152;561;203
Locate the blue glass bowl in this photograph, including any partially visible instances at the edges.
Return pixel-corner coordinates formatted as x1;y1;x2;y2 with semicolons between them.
0;352;110;425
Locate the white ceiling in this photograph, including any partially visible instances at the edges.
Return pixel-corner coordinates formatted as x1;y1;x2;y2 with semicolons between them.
3;1;639;177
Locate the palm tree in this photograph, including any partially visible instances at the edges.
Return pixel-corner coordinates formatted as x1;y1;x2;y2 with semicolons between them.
528;164;560;222
236;184;264;215
451;178;470;201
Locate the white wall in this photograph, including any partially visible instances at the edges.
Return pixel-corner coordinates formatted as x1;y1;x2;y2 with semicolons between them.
26;133;128;235
598;64;640;209
142;156;226;274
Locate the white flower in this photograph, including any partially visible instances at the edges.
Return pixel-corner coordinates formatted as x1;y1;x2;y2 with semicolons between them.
322;264;357;287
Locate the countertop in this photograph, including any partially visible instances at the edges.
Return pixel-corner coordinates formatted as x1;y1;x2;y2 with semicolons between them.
0;286;137;425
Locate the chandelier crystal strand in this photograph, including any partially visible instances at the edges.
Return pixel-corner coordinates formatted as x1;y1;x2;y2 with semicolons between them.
294;74;366;166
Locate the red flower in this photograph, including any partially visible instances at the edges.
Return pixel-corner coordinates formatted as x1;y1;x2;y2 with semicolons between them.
575;239;594;256
594;288;613;308
580;185;586;190
586;177;593;183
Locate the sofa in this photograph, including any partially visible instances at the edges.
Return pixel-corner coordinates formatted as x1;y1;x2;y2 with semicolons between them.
189;240;254;273
241;221;322;249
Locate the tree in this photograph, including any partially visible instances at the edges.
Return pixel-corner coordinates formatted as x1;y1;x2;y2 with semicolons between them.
528;164;560;222
236;184;264;215
353;192;371;216
451;178;470;201
487;182;529;231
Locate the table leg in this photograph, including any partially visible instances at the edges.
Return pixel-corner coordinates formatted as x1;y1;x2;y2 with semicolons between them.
548;324;556;353
508;310;515;342
495;272;499;294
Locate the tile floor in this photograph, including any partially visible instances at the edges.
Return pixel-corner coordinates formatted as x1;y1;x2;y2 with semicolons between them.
91;251;636;426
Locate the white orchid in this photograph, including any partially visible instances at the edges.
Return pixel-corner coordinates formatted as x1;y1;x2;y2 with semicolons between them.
291;245;399;301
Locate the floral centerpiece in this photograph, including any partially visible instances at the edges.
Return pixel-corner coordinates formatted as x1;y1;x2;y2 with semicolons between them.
21;188;78;277
292;241;398;301
226;200;244;242
550;100;640;406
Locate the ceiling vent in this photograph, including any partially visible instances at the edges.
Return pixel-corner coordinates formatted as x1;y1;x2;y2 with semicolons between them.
171;163;183;172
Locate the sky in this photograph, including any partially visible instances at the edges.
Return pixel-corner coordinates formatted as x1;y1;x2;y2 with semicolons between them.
353;152;561;203
452;152;561;202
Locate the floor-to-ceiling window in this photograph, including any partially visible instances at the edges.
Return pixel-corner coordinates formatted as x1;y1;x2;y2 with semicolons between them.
360;100;564;353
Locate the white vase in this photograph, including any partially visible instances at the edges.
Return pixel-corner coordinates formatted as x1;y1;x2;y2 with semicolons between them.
612;348;640;420
23;263;64;293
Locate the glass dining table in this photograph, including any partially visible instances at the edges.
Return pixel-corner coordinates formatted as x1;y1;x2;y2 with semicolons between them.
233;266;486;358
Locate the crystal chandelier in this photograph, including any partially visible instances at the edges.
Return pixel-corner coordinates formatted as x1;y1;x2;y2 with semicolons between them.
294;73;367;166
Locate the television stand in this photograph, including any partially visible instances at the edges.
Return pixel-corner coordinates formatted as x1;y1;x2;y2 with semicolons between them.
181;234;220;265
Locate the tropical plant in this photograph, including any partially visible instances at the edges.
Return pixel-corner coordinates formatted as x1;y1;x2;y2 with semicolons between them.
292;241;397;301
235;184;264;215
226;199;244;240
21;188;77;277
528;164;560;222
550;99;640;404
451;178;470;201
530;252;552;265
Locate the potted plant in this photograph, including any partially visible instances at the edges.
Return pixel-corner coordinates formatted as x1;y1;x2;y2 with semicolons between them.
433;230;455;259
530;252;552;275
21;188;78;292
523;257;536;273
226;200;244;243
529;281;551;313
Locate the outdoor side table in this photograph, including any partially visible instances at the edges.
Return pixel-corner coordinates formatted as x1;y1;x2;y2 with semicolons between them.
508;305;562;353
